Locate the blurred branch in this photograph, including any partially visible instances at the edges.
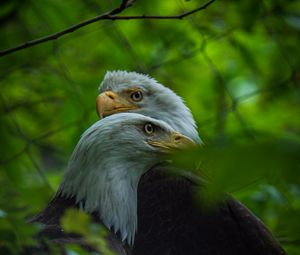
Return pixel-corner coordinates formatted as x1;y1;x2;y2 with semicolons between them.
237;71;296;102
1;96;62;114
0;104;95;166
0;0;215;57
278;238;300;246
261;0;295;72
0;145;29;165
109;23;148;72
27;150;54;192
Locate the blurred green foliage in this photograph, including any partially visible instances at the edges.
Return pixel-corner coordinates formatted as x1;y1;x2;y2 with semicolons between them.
0;0;299;254
61;209;115;255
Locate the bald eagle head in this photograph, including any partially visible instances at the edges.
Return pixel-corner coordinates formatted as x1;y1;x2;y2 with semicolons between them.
58;113;193;246
96;71;201;144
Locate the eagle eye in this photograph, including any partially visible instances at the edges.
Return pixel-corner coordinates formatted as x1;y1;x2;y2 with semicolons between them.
144;123;154;134
131;90;143;102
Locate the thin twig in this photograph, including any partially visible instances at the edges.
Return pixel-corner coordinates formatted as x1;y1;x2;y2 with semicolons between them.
0;145;29;165
0;0;134;57
27;149;54;192
0;0;215;57
108;0;215;20
1;96;62;114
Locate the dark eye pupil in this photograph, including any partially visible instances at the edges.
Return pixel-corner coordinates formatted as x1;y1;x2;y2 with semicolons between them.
145;123;154;134
134;92;140;99
131;91;143;101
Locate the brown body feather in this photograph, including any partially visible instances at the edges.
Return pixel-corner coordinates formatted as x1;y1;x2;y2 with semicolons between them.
134;166;286;255
31;165;286;255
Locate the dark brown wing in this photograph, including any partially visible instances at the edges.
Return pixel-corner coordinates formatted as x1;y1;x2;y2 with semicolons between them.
29;195;127;255
133;165;286;255
226;198;286;254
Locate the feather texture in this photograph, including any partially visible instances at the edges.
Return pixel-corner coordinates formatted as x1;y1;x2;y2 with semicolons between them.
99;70;201;144
134;165;286;255
32;112;286;254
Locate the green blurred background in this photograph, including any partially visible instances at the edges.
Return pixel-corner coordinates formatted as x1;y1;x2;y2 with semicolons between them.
0;0;299;254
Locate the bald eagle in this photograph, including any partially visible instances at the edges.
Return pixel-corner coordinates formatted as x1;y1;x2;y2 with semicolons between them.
32;112;193;254
32;113;286;255
96;70;201;144
32;72;285;255
94;71;286;255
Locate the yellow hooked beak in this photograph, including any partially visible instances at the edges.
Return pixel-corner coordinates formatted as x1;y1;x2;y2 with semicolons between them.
147;132;195;152
96;91;139;118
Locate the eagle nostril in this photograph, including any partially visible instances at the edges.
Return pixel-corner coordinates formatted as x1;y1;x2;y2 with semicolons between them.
105;92;116;100
174;135;182;141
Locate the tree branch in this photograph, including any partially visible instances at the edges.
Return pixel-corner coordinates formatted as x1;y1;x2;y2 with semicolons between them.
109;0;215;20
0;0;215;57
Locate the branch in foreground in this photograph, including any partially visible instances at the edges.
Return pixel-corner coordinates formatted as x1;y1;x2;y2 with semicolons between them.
0;0;215;57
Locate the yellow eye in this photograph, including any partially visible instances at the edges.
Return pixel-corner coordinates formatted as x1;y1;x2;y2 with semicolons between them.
131;91;143;102
144;123;154;134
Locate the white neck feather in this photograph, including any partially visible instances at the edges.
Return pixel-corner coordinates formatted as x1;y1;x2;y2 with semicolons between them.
55;113;174;246
59;157;148;246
